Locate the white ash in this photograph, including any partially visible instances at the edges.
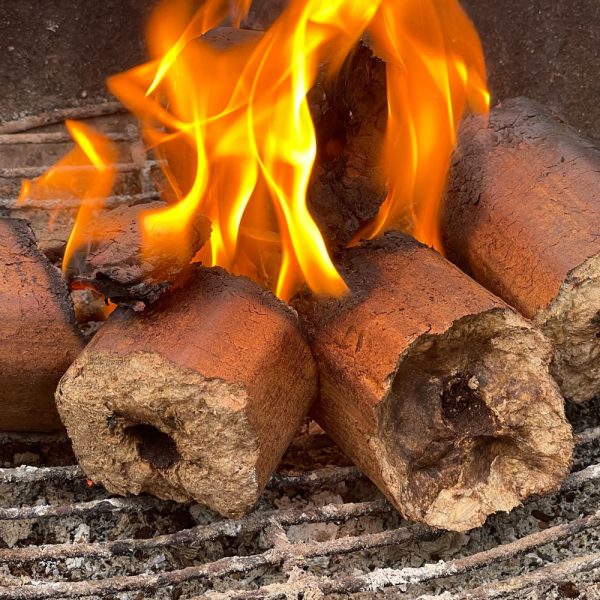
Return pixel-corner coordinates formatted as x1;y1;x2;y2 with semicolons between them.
0;408;597;599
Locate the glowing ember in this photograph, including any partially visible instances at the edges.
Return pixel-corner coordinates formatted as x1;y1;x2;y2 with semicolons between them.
19;0;489;300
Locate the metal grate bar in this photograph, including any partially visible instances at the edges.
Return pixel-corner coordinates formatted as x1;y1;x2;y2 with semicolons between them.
0;500;392;563
0;496;165;521
0;465;81;485
0;465;363;501
0;525;426;600
0;161;160;179
0;191;161;210
0;460;597;524
0;103;125;135
199;507;600;599
575;426;600;446
451;552;600;599
560;462;600;492
0;131;138;145
4;497;600;599
0;432;69;445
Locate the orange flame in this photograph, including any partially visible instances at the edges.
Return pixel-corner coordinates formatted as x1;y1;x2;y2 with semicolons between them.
18;121;118;273
355;0;489;249
19;0;489;300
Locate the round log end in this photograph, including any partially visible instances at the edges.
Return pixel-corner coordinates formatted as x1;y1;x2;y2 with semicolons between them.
56;267;317;518
56;351;263;517
377;308;573;532
538;251;600;404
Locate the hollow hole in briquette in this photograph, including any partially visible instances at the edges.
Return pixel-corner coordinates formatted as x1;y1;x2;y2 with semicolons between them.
125;424;181;469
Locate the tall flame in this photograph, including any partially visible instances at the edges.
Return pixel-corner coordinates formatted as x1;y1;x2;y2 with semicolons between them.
355;0;489;249
19;0;489;300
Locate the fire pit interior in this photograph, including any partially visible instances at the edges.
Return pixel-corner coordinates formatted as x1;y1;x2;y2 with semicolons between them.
0;0;599;598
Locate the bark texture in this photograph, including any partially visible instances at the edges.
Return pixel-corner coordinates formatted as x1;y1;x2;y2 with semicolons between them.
443;97;600;403
0;218;84;431
295;232;573;532
56;266;317;518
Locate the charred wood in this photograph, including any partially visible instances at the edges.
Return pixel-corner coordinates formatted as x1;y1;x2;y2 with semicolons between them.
56;266;317;518
200;28;387;254
65;201;211;305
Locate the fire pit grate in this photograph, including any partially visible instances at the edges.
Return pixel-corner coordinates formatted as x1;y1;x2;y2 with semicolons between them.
0;105;599;599
0;411;597;600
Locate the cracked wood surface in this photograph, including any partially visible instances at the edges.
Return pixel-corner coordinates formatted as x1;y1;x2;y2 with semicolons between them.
56;266;317;517
295;232;573;531
443;97;600;402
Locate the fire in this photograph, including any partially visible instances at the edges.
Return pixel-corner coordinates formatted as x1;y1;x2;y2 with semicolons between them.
19;0;488;300
19;120;118;273
355;0;489;249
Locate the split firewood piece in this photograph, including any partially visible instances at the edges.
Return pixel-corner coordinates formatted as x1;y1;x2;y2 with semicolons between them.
0;218;84;431
443;97;600;403
66;201;211;305
56;266;317;518
295;232;573;532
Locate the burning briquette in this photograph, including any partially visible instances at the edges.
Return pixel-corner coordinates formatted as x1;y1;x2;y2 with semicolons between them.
56;266;317;518
0;218;83;431
65;201;211;305
295;232;573;532
443;97;600;403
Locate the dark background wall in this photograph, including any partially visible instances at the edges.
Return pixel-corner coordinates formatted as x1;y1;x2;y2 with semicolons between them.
0;0;152;119
0;0;599;139
464;0;600;140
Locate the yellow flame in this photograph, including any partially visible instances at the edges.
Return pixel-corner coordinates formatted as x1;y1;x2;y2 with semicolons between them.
354;0;490;249
18;121;117;273
18;0;489;300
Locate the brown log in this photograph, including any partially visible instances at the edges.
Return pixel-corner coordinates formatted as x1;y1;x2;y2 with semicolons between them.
66;201;211;305
55;266;317;518
294;232;573;532
0;218;84;431
442;97;600;403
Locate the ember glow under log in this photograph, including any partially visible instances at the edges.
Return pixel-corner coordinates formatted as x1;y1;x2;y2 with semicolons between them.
0;218;83;431
296;233;573;532
443;97;600;403
56;267;317;518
